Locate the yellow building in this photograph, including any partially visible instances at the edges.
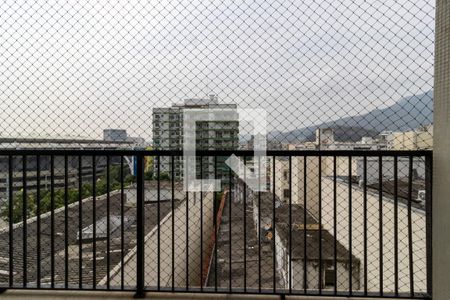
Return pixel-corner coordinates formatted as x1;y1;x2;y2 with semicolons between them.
390;124;433;150
144;146;154;172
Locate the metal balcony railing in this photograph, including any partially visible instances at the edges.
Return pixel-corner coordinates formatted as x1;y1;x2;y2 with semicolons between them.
0;149;432;299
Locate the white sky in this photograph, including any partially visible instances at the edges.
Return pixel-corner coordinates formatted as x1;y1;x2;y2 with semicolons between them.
0;0;435;141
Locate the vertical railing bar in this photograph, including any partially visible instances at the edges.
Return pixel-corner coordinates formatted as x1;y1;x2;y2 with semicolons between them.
171;156;175;291
199;156;203;291
64;155;69;289
120;156;125;290
214;155;218;292
272;156;276;294
229;163;232;292
394;156;399;297
303;156;307;293
135;154;145;298
92;155;97;289
22;155;27;288
36;155;41;288
319;155;322;294
8;155;13;287
333;156;337;295
157;155;161;291
408;155;414;297
185;156;189;292
425;154;432;298
257;156;261;293
378;155;383;296
288;156;292;295
50;155;55;288
106;155;111;290
363;155;368;296
78;155;83;289
348;155;352;296
243;156;247;293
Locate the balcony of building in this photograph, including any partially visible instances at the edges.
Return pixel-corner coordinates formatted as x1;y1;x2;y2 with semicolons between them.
0;149;434;300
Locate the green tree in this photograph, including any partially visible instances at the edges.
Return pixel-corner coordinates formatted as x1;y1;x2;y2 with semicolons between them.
1;191;37;223
124;174;136;185
95;178;107;196
0;164;133;223
109;165;119;182
39;190;52;214
111;182;121;190
67;188;80;204
144;171;153;180
155;172;170;180
81;183;93;198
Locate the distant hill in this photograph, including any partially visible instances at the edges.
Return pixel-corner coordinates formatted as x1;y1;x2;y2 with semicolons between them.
269;91;433;143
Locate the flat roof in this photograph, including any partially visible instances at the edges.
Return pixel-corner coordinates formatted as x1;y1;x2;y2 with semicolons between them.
255;191;359;263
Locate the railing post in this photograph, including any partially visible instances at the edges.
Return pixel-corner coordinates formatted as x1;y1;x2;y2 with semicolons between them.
134;154;146;298
425;153;433;298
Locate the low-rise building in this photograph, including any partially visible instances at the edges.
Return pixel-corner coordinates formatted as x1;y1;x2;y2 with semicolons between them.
270;156;321;219
256;191;360;291
389;124;433;150
276;223;360;291
103;129;128;142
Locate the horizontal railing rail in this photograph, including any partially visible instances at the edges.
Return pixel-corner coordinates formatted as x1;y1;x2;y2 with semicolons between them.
0;149;432;299
0;149;432;156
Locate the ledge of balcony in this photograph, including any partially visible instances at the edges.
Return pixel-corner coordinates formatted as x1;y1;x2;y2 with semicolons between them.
0;290;404;300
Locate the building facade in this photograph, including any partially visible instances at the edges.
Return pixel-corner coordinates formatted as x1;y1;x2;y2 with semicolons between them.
152;95;239;180
103;129;128;142
389;124;433;150
270;156;321;219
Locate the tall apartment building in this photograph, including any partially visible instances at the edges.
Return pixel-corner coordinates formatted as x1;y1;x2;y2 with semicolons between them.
152;95;239;180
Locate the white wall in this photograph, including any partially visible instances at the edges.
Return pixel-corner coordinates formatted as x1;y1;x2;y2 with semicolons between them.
272;156;321;219
320;177;427;294
105;191;215;288
322;156;357;178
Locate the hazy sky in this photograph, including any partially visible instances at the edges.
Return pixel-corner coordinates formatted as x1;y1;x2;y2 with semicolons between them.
0;0;434;141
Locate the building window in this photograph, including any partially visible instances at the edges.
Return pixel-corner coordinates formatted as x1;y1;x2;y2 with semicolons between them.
283;189;290;198
283;171;288;180
324;269;336;288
